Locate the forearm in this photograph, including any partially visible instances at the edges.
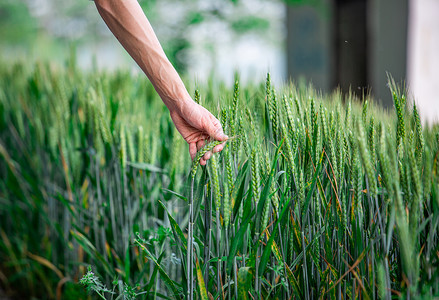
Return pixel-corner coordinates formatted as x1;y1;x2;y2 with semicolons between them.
94;0;191;111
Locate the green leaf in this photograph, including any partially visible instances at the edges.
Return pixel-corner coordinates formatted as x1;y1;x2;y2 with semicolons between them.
232;160;249;218
71;230;112;277
227;210;254;274
159;201;187;251
285;264;302;298
124;244;130;283
135;238;182;299
146;251;166;293
254;152;279;238
161;189;188;202
258;195;292;276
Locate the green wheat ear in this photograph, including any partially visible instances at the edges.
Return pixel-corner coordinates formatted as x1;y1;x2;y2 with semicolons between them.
242;128;250;156
345;100;352;129
368;116;376;164
246;108;258;141
294;95;302;121
143;133;149;164
412;102;424;161
320;105;329;142
251;148;260;205
220;108;228;130
282;95;293;130
350;152;363;223
120;125;127;169
269;88;278;142
357;119;377;198
407;131;423;235
378;125;394;201
126;129;135;162
389;78;406;149
310;97;316;130
194;89;201;104
232;78;239;122
265;73;271;103
281;123;296;181
261;195;271;234
89;100;112;146
190;140;223;179
362;99;368;125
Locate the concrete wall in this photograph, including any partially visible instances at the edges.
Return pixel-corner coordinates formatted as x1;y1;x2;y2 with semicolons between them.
368;0;408;108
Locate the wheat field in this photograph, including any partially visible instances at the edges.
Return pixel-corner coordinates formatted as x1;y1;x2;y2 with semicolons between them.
0;60;438;299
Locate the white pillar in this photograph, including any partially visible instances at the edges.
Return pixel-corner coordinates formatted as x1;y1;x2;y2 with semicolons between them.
408;0;439;124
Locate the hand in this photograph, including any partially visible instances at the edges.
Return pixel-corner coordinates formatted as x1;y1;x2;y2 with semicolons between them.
169;100;228;165
94;0;227;164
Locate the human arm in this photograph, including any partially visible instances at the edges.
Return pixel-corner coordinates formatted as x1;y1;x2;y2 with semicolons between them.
94;0;227;164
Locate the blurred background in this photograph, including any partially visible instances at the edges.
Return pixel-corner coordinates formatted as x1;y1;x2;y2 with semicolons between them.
1;0;438;123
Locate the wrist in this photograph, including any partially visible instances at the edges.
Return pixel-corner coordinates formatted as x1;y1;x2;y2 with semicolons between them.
164;90;193;114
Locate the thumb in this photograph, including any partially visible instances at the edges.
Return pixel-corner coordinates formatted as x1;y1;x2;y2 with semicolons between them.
207;115;228;141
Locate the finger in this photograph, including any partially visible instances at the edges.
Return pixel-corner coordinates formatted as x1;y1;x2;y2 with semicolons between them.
200;158;207;166
189;143;197;160
207;115;228;141
203;151;212;161
213;143;225;153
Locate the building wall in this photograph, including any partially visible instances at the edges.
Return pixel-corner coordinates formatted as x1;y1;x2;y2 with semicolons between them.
408;0;439;124
368;0;408;108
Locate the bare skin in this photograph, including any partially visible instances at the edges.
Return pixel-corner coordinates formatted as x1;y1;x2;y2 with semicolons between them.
94;0;227;165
